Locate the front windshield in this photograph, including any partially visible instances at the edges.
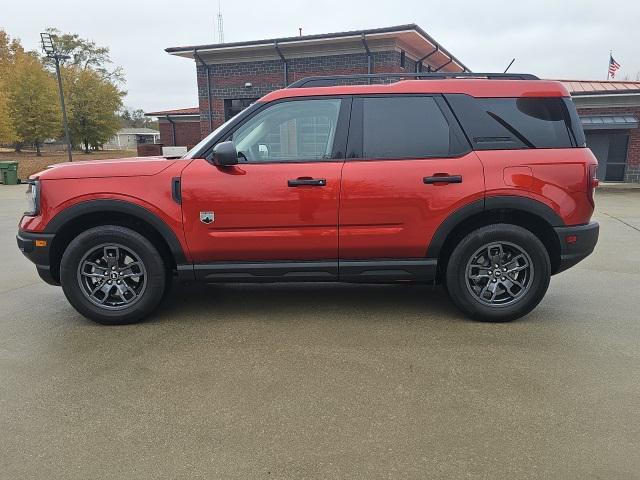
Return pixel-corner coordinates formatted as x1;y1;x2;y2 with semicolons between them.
182;110;245;159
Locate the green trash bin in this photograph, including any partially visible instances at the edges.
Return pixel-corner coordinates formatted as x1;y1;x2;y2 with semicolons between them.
0;161;19;185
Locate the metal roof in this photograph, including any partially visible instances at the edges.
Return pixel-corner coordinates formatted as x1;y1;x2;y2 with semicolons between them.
116;128;160;135
165;24;469;72
145;107;200;117
560;80;640;96
580;115;638;130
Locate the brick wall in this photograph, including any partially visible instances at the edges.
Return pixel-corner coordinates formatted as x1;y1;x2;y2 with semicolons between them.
158;119;202;147
137;143;163;157
196;49;413;138
578;106;640;182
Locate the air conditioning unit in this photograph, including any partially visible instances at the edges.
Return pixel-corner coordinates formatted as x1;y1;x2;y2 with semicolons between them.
162;146;188;158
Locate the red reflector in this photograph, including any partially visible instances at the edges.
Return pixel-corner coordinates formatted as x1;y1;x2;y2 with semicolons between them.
565;235;578;244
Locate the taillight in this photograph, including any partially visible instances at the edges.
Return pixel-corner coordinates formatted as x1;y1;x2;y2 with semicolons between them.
587;164;598;206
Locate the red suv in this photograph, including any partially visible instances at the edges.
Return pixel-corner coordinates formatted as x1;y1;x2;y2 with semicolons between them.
17;73;599;325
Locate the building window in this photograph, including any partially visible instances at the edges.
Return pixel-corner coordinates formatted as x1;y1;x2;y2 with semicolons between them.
136;135;155;145
224;98;258;121
400;50;406;69
586;131;630;182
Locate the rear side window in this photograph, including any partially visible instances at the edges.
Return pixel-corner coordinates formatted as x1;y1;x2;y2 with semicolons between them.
361;96;456;159
446;94;582;150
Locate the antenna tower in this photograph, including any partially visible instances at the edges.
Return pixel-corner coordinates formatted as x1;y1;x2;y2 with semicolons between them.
216;2;224;43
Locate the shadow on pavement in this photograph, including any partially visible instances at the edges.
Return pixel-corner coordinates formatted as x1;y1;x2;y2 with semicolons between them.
158;281;463;324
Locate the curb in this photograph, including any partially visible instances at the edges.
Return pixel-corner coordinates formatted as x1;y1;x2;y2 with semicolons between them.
597;183;640;192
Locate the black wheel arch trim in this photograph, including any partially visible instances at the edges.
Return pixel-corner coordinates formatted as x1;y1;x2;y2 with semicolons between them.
426;198;484;259
426;195;565;259
43;199;187;264
484;196;564;227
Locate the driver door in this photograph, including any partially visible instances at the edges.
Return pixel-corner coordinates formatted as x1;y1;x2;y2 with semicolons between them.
181;97;350;265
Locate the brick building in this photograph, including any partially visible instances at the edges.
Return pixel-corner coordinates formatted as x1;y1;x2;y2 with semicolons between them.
153;24;639;182
565;80;640;183
165;24;467;137
144;107;202;148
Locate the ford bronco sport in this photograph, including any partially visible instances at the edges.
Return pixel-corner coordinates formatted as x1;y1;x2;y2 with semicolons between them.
17;73;599;325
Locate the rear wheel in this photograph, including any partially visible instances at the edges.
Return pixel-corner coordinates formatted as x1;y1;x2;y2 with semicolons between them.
445;224;550;322
60;226;166;325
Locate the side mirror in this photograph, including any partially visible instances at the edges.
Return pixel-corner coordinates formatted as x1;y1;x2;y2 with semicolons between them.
211;141;238;166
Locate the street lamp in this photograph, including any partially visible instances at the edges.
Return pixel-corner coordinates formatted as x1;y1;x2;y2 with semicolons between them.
40;32;72;162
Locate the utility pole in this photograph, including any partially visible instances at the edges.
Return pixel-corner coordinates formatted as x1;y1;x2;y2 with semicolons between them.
40;32;72;162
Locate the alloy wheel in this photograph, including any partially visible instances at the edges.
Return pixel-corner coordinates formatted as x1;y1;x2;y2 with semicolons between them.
464;241;534;307
76;243;147;310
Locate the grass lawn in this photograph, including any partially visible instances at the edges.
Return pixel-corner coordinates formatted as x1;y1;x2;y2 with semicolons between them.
0;149;137;181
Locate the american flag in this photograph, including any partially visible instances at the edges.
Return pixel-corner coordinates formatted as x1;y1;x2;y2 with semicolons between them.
609;55;621;78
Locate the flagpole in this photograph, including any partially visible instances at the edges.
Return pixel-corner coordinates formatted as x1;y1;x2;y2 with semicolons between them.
607;50;612;80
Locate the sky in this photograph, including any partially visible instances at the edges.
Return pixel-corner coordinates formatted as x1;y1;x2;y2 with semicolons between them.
2;0;639;112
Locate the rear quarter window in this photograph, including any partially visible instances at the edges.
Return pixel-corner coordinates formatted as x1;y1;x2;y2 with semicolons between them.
446;94;582;150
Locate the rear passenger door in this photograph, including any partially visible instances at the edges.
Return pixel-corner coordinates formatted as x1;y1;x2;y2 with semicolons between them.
338;95;485;261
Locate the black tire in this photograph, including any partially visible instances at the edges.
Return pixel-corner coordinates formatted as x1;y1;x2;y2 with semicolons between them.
60;226;166;325
445;224;551;322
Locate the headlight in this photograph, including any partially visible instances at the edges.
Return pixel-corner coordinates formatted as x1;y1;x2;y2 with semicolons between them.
25;180;40;216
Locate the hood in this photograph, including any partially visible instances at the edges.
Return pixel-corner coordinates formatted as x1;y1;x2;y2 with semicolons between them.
33;157;178;180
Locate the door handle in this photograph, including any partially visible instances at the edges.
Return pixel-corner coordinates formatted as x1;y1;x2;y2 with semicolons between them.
423;174;463;185
288;177;327;187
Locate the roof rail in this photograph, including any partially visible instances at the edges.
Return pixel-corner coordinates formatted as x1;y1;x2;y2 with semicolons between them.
288;72;540;88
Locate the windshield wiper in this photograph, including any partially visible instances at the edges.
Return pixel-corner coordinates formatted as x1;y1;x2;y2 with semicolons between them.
486;111;536;149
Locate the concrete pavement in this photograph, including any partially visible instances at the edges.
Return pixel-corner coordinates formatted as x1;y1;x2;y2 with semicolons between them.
1;184;639;479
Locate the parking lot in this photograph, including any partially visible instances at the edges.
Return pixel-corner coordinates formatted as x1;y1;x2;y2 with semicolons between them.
1;184;639;479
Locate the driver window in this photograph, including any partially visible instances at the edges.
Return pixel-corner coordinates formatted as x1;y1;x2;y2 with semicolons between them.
231;98;342;162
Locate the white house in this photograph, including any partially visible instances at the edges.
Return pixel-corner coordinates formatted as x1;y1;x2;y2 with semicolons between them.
104;128;160;150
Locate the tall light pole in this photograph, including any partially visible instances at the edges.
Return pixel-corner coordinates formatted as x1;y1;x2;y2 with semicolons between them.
40;32;72;162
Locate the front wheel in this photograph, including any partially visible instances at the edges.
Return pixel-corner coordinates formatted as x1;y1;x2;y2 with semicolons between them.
60;226;166;325
445;224;551;322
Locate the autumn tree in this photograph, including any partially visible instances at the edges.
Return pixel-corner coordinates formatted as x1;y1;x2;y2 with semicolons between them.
0;30;25;73
6;53;60;155
65;67;123;153
0;83;16;144
2;28;127;154
0;30;23;145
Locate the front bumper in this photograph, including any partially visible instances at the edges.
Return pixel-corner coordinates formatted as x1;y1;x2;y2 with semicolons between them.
16;230;59;286
553;221;599;274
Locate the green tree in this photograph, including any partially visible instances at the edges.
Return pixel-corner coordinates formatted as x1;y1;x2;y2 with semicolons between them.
65;67;124;153
119;108;157;129
43;28;124;83
6;54;60;155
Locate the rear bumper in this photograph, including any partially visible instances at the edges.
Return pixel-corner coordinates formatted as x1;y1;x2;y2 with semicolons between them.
16;230;59;286
553;221;599;274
